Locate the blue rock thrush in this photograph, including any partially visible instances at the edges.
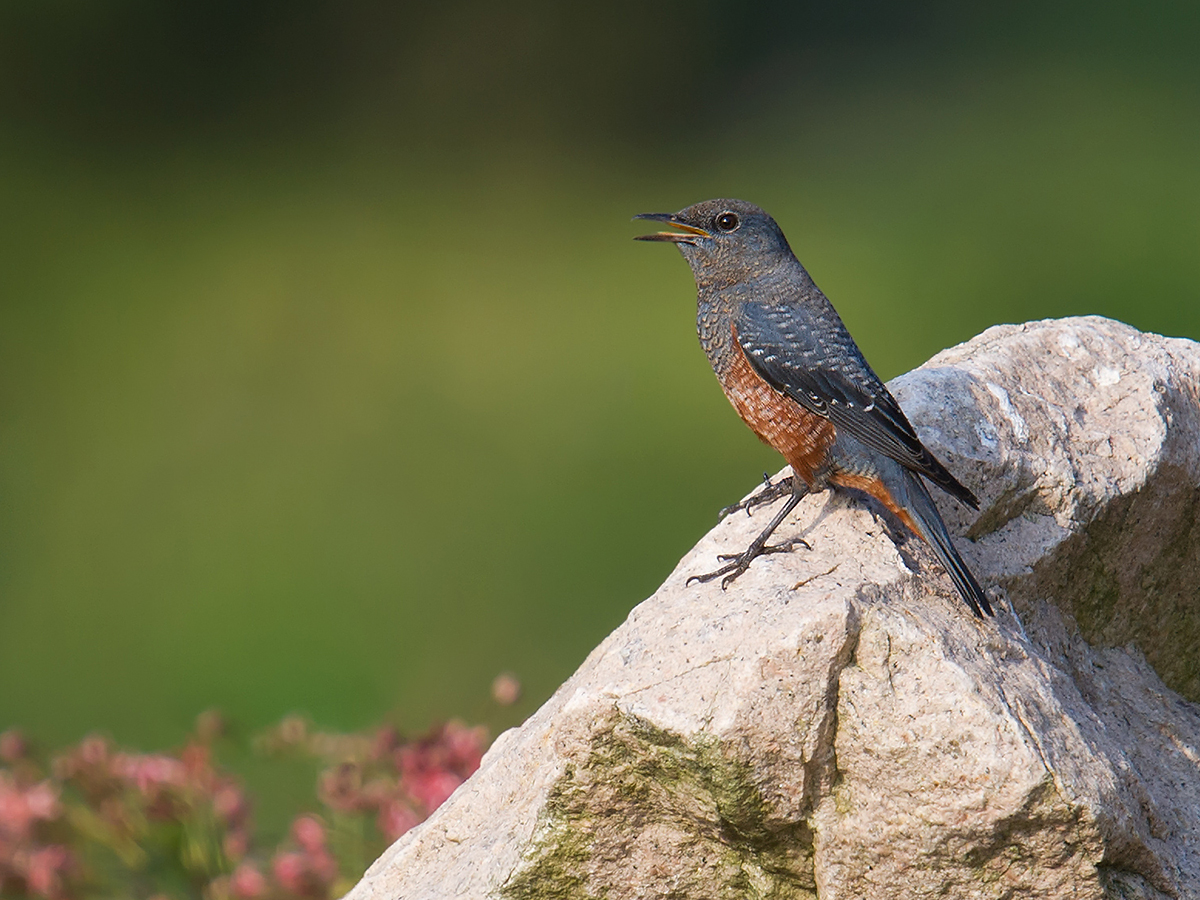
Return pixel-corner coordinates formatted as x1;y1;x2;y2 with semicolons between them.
636;199;992;618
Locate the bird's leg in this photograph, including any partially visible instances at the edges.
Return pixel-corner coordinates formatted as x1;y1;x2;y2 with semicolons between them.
718;473;795;521
690;482;810;590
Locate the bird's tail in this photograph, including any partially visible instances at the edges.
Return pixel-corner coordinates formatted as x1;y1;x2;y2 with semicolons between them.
894;469;992;618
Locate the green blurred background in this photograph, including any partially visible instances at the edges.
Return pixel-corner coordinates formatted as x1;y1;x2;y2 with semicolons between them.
1;0;1198;823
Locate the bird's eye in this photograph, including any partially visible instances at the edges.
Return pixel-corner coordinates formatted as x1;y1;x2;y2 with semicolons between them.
714;211;740;233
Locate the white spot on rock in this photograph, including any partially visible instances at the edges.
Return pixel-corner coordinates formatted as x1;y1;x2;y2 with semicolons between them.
1057;331;1082;356
985;382;1029;443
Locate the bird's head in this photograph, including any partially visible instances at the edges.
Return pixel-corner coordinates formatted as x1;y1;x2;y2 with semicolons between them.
634;199;794;282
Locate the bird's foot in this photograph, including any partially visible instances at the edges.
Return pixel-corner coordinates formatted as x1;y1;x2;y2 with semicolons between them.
718;473;794;521
687;536;810;590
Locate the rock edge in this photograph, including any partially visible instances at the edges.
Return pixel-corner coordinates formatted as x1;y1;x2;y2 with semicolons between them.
347;316;1200;900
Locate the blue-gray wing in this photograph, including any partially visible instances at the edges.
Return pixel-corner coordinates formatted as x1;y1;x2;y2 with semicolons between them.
735;299;979;509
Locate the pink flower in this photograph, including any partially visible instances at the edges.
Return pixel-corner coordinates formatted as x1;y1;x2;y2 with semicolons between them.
272;816;339;897
291;815;326;854
272;851;307;894
370;727;400;761
0;729;27;763
223;829;250;862
212;783;249;824
390;722;487;816
446;734;482;777
180;743;212;781
490;673;522;707
376;802;421;842
112;753;187;795
78;734;109;768
272;847;336;897
23;782;59;821
395;722;486;786
358;777;394;810
310;848;337;886
317;762;362;813
230;862;269;899
405;769;462;813
25;845;71;898
0;775;60;841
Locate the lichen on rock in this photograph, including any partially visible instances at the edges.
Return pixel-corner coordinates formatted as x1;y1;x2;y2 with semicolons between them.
502;711;817;900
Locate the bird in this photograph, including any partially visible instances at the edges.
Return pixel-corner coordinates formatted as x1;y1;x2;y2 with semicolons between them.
635;199;992;618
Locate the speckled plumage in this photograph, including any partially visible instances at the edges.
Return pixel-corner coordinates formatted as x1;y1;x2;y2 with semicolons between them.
721;326;836;485
636;199;992;617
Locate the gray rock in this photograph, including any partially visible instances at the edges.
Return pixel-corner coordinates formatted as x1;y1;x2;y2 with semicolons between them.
346;316;1200;900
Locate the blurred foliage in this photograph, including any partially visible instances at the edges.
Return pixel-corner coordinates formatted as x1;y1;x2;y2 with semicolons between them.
2;1;1198;149
1;0;1198;829
2;2;953;144
0;715;485;899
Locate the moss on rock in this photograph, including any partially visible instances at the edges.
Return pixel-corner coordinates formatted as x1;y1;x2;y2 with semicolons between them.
501;712;816;900
1025;466;1200;702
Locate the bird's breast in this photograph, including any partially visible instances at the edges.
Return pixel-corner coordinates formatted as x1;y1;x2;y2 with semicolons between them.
720;331;837;485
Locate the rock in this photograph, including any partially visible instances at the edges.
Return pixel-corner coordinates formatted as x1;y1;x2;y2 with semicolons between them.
345;316;1200;900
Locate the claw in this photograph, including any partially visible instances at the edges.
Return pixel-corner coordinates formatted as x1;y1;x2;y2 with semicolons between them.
716;502;740;522
695;537;810;587
715;539;807;563
717;474;795;521
693;482;811;588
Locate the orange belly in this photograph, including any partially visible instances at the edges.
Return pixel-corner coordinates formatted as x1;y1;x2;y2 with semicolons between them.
721;335;836;486
721;339;920;535
828;471;920;535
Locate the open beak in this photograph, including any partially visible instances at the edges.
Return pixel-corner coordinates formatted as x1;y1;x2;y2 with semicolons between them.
633;212;711;244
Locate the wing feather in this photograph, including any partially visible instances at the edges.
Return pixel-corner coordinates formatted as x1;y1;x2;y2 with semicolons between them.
735;300;979;509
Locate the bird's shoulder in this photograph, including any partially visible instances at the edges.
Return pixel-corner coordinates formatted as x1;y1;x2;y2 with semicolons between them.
733;294;933;469
719;277;980;508
733;293;891;407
